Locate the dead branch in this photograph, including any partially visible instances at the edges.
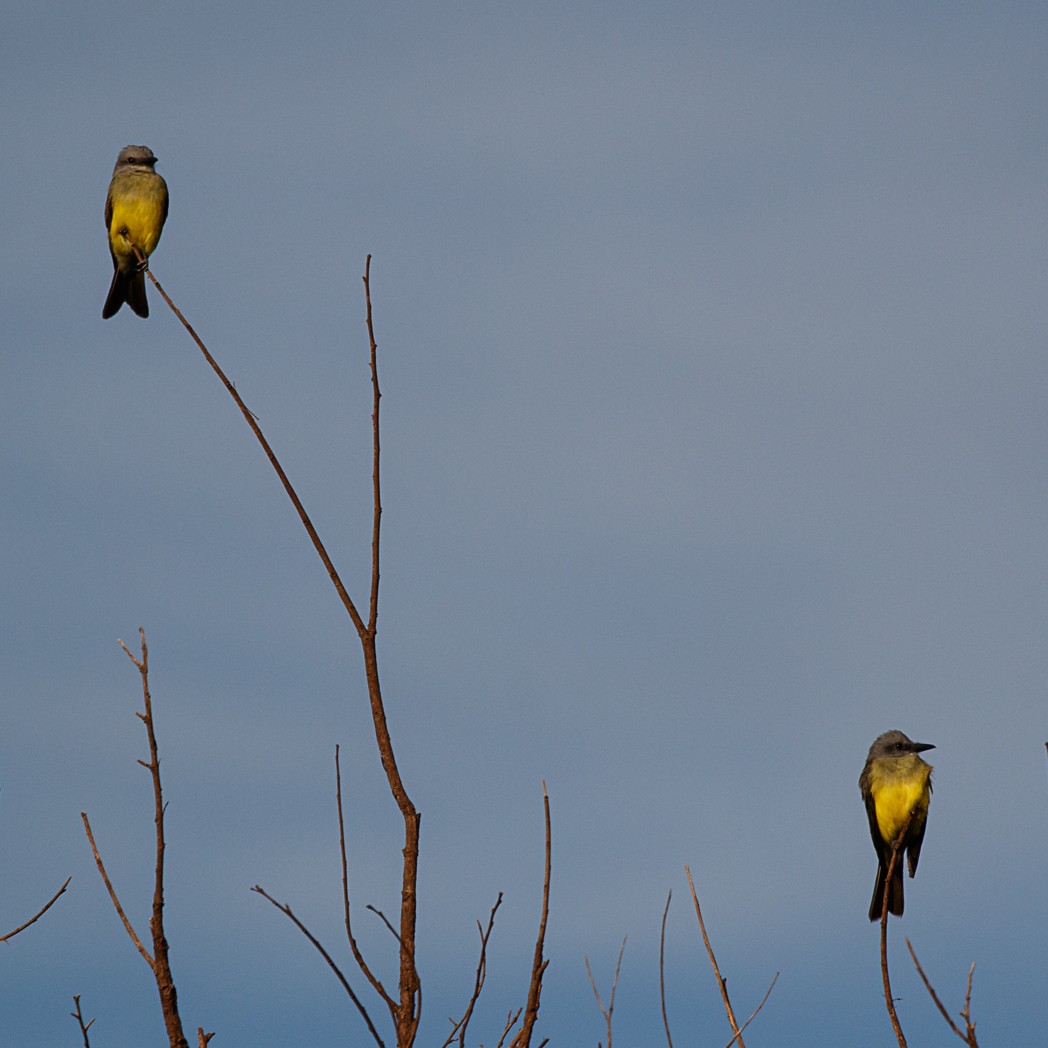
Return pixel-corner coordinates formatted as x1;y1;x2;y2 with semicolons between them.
877;806;918;1048
684;864;746;1048
81;630;200;1048
70;994;94;1048
135;243;422;1045
0;876;71;942
659;892;674;1048
723;972;779;1048
440;894;505;1048
509;783;552;1048
585;936;626;1048
251;884;385;1046
906;940;980;1046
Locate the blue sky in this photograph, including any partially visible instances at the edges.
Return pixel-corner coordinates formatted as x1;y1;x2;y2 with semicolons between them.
2;1;1048;1044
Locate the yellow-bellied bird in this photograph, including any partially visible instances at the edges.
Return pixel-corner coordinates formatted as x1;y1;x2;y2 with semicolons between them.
102;145;169;319
859;730;934;920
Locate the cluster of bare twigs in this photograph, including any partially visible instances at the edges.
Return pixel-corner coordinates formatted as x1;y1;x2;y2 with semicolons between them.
72;247;550;1047
43;241;989;1048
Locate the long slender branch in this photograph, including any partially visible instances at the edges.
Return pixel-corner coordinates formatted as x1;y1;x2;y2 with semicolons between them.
136;246;422;1044
132;246;367;639
252;885;385;1047
685;864;746;1048
336;746;395;1011
659;891;674;1048
365;255;382;634
878;806;918;1048
0;877;72;942
80;811;153;967
509;783;552;1048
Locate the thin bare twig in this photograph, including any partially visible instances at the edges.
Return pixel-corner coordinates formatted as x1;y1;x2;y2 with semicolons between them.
439;894;504;1048
723;972;779;1048
877;806;918;1048
252;885;385;1048
80;812;152;966
509;783;552;1048
585;936;626;1048
197;1029;216;1047
0;876;72;942
660;892;674;1048
70;995;94;1048
336;746;395;1011
494;1008;523;1048
906;940;979;1046
685;864;746;1048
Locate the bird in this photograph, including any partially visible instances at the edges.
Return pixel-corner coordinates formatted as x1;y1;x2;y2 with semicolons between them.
859;729;934;920
102;145;169;319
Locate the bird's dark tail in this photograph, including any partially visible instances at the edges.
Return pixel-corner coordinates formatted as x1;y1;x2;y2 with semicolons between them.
102;267;149;319
868;859;905;921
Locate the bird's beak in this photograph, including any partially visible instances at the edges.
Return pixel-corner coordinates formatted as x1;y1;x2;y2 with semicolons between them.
913;742;935;753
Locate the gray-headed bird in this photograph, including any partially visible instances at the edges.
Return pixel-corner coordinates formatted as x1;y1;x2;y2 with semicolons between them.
102;145;169;319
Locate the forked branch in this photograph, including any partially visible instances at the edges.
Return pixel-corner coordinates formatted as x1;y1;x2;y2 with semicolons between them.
906;940;980;1046
134;242;421;1045
585;936;626;1048
81;629;202;1048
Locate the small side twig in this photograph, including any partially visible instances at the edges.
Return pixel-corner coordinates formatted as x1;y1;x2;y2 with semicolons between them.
70;994;95;1048
509;782;552;1048
585;936;626;1048
0;876;72;942
906;940;980;1046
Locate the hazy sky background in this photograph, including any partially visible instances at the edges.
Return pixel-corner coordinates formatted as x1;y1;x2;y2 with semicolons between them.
3;2;1047;1045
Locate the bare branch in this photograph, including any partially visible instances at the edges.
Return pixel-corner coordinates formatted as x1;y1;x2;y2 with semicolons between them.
70;994;95;1048
906;940;980;1046
723;972;779;1048
659;891;674;1048
336;746;395;1011
135;248;422;1043
252;885;386;1048
0;876;71;942
364;253;382;634
440;894;504;1048
197;1029;216;1048
494;1008;523;1048
81;811;153;967
585;936;626;1048
877;805;918;1048
509;783;552;1048
685;864;746;1048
